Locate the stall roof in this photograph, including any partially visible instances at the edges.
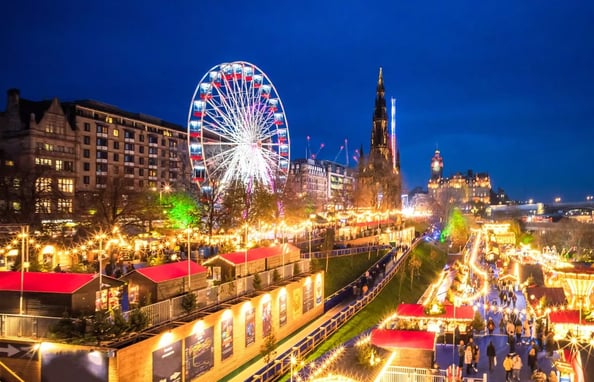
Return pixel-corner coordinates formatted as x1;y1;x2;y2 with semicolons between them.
371;329;436;351
204;243;299;266
526;287;567;307
0;271;97;294
135;261;207;283
548;310;594;326
396;303;474;320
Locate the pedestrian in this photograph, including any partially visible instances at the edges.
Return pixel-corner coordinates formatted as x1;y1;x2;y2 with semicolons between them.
527;341;538;372
487;340;496;372
548;370;559;382
512;353;523;382
503;353;513;382
531;368;546;382
487;317;495;335
464;344;474;375
458;339;465;368
472;340;480;372
454;325;461;344
515;320;522;343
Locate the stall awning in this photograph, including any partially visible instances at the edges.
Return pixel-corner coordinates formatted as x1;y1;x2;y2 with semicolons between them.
396;303;474;320
371;329;436;351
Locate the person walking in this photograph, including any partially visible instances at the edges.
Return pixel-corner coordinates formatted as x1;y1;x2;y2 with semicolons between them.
512;353;523;382
487;317;495;335
458;340;465;368
531;368;547;382
486;340;496;372
503;353;514;382
527;341;538;372
464;344;474;375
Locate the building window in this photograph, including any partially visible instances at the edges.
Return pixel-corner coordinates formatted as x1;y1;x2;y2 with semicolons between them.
84;122;91;131
55;160;63;171
96;124;107;134
35;199;52;214
57;199;72;213
113;153;119;161
83;149;90;158
35;177;52;193
139;158;144;165
113;128;119;137
124;155;134;163
139;146;144;153
35;158;52;167
124;130;135;139
124;143;134;151
57;178;74;193
139;168;144;176
125;166;134;175
83;162;90;171
96;137;108;147
83;176;90;184
149;147;158;155
64;161;74;172
97;163;108;172
139;135;144;142
96;176;107;185
113;141;119;150
83;136;91;145
96;151;108;160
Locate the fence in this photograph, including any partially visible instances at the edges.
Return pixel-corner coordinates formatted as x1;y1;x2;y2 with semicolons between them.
377;366;486;382
246;241;415;382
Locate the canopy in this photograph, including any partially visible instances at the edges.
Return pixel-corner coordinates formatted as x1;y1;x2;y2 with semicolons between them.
371;329;436;351
396;303;474;320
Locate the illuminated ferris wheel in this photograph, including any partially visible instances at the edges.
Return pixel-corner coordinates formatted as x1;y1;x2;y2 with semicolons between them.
187;61;290;194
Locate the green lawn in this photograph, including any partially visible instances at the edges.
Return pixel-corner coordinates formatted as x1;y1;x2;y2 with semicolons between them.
310;249;389;296
304;241;447;361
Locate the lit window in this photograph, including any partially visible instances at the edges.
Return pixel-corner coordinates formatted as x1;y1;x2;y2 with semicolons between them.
57;178;73;193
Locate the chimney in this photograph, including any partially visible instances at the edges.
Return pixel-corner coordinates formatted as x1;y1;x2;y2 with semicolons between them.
7;88;20;111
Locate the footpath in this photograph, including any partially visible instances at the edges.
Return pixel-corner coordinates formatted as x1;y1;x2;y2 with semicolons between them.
435;284;556;381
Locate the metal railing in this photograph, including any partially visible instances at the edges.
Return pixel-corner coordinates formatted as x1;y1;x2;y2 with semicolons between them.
246;241;415;382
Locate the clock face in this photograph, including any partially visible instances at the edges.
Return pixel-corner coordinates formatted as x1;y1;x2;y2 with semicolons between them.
432;160;441;172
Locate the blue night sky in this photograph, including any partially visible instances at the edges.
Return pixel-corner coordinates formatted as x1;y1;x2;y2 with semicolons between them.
1;1;593;203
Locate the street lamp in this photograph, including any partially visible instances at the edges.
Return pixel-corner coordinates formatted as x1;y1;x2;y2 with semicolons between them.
187;227;192;292
19;226;29;315
95;232;107;298
290;353;297;382
307;221;312;260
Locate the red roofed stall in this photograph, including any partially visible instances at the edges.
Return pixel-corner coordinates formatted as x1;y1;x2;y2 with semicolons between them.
371;329;437;368
121;261;208;304
0;271;124;316
396;303;475;320
548;310;594;339
202;244;301;280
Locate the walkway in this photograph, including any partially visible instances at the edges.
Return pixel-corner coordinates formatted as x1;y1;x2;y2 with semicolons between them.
435;284;556;381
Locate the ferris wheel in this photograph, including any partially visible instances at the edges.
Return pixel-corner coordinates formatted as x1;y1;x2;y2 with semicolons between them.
187;61;290;194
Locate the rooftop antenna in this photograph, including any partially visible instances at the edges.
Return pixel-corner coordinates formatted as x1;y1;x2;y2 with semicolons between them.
306;135;311;159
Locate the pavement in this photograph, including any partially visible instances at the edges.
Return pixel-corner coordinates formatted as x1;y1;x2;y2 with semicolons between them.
435;285;556;382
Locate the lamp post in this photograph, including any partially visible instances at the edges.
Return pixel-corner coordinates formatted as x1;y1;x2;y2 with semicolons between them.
307;221;312;260
187;226;192;292
19;226;29;315
290;353;297;382
95;232;107;298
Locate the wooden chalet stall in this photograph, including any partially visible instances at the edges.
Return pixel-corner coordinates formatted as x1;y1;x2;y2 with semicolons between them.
390;303;475;333
371;329;437;368
0;271;123;316
203;244;301;280
122;261;208;305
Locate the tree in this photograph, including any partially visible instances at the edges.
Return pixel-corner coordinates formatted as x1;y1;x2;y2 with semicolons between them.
321;227;336;272
260;328;277;364
252;272;262;290
165;191;202;230
408;255;422;289
92;310;112;344
128;307;149;332
181;292;197;314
